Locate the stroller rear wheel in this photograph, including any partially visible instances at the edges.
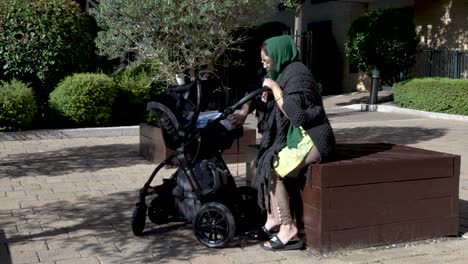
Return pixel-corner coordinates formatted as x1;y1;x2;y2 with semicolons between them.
193;202;236;248
131;202;147;236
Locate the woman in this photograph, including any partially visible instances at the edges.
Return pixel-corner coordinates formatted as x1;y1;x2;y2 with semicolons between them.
231;35;335;251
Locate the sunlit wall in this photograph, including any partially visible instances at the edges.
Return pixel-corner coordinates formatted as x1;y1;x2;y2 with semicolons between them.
415;0;468;51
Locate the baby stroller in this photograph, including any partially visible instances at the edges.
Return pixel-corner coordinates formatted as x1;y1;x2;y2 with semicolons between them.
131;76;266;248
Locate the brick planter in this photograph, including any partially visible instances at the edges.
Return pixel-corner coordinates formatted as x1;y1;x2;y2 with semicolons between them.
246;142;460;252
301;142;460;252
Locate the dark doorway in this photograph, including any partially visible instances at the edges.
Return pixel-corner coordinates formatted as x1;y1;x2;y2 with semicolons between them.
307;21;342;95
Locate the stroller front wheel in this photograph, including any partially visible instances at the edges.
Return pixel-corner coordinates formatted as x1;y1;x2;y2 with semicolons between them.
193;202;236;248
131;202;147;236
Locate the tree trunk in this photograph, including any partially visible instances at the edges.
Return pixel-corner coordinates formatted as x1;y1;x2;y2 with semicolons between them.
294;5;303;52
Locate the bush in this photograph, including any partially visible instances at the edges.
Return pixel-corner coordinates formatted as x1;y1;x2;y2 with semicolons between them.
345;8;417;85
49;73;117;126
112;64;166;125
393;78;468;115
0;80;36;131
0;0;97;106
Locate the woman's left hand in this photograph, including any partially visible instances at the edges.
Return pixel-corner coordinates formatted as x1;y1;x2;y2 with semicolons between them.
263;78;283;101
262;78;278;90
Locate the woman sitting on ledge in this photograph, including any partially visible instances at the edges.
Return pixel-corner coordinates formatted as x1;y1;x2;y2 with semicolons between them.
230;35;336;251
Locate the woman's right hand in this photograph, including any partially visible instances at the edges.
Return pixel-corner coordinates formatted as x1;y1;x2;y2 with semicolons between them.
228;109;248;128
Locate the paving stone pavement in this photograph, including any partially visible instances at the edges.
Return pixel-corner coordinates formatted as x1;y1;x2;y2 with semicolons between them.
1;92;467;264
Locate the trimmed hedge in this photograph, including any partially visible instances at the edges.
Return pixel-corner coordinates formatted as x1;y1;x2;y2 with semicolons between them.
49;73;117;126
0;79;36;131
393;78;468;115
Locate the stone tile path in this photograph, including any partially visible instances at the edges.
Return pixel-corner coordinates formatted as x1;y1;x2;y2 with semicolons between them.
1;92;467;263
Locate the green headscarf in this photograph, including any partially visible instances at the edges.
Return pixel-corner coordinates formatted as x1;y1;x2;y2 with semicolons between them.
264;35;303;148
264;35;300;82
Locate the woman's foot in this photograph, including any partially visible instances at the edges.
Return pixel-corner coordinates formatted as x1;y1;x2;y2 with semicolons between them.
263;215;278;233
261;224;301;250
254;226;273;241
253;215;278;240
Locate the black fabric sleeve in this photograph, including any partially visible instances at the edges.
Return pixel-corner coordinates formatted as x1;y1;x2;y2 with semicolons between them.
282;77;326;129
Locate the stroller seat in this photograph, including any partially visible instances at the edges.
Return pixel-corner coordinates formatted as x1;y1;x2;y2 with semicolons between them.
147;88;242;156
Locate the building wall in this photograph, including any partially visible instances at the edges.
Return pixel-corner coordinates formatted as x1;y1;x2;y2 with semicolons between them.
267;1;368;93
265;8;295;31
267;0;468;92
354;0;414;91
303;0;415;92
415;0;468;51
267;0;415;93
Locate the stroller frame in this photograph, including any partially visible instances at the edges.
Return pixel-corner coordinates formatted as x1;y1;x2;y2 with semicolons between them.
131;76;266;248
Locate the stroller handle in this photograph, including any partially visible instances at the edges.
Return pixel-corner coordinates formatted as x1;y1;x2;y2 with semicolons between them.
206;86;268;126
225;86;268;115
230;86;268;112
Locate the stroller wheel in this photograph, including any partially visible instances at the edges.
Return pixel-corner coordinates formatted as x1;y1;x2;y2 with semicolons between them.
131;202;147;236
193;202;236;248
148;197;169;224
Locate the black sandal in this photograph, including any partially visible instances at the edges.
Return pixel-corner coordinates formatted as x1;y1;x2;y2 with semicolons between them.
250;226;276;241
260;235;304;251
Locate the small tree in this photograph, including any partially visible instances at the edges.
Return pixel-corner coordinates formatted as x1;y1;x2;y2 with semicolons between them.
0;0;96;108
345;8;417;85
93;0;280;83
281;0;305;44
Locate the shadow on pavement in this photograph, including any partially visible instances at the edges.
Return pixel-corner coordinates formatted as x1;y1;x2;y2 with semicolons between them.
333;93;394;106
2;189;237;263
334;126;448;145
3;187;464;263
0;127;448;179
0;229;12;264
459;199;468;235
327;110;369;118
0;143;145;178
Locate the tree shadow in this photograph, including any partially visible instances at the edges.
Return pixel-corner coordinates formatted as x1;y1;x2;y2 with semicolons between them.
334;93;393;106
327;109;371;118
0;124;458;261
459;199;468;236
333;126;448;146
2;189;252;263
0;229;12;264
0;140;258;262
0;143;145;178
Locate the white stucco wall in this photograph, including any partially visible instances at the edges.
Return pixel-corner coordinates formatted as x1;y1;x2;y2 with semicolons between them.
268;0;424;92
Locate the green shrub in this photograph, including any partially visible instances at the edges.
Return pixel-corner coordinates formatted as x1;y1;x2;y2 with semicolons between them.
345;8;417;85
112;64;165;125
393;78;468;115
0;79;36;131
0;0;97;106
49;73;117;126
